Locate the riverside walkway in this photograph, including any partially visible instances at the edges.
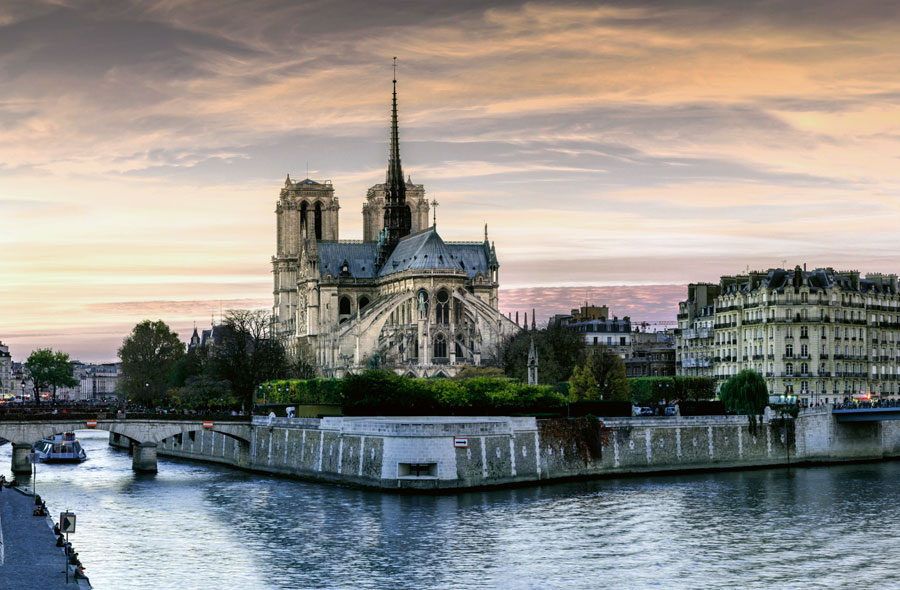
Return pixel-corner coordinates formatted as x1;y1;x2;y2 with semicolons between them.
0;487;90;589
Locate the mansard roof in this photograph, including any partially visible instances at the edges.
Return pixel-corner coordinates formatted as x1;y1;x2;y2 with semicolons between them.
717;267;900;296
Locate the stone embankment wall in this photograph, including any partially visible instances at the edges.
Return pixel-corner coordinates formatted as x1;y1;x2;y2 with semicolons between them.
109;406;900;491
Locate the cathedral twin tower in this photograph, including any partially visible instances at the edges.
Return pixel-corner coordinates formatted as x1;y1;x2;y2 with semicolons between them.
271;70;516;377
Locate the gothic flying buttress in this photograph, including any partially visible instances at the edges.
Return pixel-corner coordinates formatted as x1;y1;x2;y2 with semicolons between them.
377;58;412;268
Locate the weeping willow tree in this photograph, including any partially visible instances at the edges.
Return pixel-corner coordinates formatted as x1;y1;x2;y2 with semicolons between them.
719;369;769;434
719;370;769;415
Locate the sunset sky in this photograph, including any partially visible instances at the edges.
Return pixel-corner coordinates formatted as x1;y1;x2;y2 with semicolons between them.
3;0;900;362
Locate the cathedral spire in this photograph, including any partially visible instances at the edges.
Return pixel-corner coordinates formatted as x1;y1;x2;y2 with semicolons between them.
386;58;404;189
378;57;412;268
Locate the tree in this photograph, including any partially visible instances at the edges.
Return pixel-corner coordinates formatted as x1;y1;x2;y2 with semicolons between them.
499;323;585;384
170;346;208;388
210;309;288;408
119;320;185;407
570;347;629;401
170;375;235;411
24;348;78;404
719;369;769;415
287;339;317;379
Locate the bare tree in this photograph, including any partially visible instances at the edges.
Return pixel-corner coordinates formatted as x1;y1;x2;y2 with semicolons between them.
211;310;288;408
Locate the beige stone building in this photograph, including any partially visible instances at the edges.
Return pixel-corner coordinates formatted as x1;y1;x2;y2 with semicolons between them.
677;267;900;404
272;75;519;377
0;341;11;397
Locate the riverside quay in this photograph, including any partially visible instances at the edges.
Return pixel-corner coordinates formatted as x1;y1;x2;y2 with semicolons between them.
677;266;900;404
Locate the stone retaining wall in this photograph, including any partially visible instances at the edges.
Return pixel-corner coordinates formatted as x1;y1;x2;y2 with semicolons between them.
110;406;900;491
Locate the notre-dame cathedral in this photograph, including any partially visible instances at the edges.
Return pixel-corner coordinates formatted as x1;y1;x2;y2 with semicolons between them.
271;73;519;377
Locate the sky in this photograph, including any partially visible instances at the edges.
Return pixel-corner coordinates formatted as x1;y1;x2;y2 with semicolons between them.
3;0;900;362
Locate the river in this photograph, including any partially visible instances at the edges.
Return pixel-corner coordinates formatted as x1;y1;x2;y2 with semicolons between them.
2;431;899;589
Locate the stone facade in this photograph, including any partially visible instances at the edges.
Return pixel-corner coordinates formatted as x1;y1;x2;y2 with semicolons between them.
626;331;676;378
677;267;900;404
271;78;518;377
0;342;11;397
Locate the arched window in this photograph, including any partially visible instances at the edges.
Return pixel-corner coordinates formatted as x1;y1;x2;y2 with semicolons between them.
339;296;351;323
359;296;370;310
300;201;308;234
314;202;323;240
433;333;447;358
435;289;450;324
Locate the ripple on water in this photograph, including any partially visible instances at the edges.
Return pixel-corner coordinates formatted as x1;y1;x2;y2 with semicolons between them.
5;434;900;589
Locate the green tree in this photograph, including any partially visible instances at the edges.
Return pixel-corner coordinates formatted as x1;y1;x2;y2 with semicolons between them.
498;323;585;384
170;375;235;411
210;309;288;408
24;348;78;405
119;320;185;407
719;369;769;415
570;348;629;401
169;347;207;388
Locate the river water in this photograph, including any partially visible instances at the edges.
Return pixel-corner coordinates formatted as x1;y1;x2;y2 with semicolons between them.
3;431;900;589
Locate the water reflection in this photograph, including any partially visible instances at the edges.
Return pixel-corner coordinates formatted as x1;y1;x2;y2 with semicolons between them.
2;432;900;589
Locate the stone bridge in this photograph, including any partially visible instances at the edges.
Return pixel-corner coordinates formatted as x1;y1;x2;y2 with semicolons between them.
0;418;252;474
832;407;900;423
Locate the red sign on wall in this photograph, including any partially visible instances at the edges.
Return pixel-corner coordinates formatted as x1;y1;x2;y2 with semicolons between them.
454;437;468;448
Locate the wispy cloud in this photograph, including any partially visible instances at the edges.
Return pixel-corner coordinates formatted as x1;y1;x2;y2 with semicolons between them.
4;0;900;360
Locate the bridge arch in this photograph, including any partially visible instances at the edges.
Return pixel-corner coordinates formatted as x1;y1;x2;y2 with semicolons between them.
0;419;251;475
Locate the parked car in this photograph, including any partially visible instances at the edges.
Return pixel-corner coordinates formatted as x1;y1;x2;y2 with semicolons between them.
664;406;678;416
635;407;653;416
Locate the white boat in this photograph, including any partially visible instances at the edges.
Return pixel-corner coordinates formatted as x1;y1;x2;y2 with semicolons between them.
33;432;87;463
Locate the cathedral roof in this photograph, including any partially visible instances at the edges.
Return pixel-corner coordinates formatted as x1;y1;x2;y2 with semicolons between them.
378;227;490;278
318;242;378;278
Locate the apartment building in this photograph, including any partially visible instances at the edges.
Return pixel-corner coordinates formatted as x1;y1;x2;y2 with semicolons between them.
677;267;900;405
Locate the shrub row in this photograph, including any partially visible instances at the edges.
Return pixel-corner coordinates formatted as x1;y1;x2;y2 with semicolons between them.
258;372;719;416
259;378;343;404
341;371;567;416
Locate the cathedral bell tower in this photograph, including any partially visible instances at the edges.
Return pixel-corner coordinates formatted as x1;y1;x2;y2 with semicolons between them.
377;59;413;269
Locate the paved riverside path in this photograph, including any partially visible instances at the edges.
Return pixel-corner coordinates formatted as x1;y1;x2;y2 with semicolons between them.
0;487;89;589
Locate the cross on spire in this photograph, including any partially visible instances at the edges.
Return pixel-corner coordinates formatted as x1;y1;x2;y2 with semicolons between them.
431;198;439;227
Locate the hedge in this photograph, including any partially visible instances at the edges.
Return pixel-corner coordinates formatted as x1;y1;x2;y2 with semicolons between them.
261;371;568;416
341;371;567;416
259;378;343;405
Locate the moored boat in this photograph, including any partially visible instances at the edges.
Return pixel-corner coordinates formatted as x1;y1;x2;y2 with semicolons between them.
33;432;87;463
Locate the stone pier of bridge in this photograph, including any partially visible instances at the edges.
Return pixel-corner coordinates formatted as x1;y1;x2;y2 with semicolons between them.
131;442;158;472
11;443;34;474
